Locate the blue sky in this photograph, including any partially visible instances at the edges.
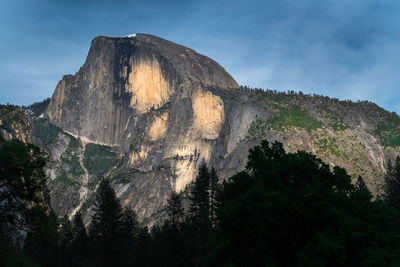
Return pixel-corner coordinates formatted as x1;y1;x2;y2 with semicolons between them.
1;0;400;112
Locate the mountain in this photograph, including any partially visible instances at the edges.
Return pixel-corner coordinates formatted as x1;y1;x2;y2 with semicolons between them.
1;34;400;224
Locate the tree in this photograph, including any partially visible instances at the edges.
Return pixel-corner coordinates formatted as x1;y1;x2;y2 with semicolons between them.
166;191;184;230
71;212;88;265
120;207;141;265
0;139;56;266
0;139;47;230
208;140;400;266
189;159;211;229
89;179;123;266
160;191;187;266
122;207;140;239
209;167;221;227
384;156;400;212
24;206;58;267
187;160;213;265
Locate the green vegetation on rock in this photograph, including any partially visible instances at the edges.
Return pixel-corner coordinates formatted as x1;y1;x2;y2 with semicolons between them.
53;170;80;186
26;98;51;116
323;108;349;131
246;105;322;140
84;143;117;188
268;105;322;131
375;112;400;147
0;104;26;125
315;137;349;160
33;119;62;144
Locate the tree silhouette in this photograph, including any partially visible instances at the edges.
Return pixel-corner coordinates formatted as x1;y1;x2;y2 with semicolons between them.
166;191;184;231
209;140;400;266
209;167;221;227
71;211;88;265
89;179;123;266
384;156;400;212
189;159;211;230
120;207;141;265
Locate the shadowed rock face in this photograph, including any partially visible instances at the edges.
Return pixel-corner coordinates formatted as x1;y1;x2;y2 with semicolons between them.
41;34;400;224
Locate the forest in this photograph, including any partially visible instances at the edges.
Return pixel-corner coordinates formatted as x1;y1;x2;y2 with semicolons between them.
2;137;400;266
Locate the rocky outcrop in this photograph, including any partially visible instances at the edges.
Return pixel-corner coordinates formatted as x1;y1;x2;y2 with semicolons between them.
0;105;36;143
39;34;400;223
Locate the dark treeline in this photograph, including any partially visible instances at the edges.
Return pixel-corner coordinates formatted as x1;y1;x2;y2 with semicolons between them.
239;85;379;106
3;138;400;266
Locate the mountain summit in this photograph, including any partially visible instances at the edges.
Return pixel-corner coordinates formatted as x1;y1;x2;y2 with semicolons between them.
47;34;237;145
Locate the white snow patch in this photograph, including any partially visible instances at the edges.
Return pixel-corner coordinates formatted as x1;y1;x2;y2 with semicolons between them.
123;34;136;38
39;113;44;118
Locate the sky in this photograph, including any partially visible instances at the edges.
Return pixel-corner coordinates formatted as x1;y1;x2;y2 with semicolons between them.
1;0;400;112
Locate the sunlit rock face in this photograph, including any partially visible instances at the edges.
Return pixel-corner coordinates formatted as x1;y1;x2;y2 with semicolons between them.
192;89;225;139
126;59;172;113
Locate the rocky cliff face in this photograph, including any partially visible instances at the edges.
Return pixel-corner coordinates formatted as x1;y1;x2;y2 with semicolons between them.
22;34;400;223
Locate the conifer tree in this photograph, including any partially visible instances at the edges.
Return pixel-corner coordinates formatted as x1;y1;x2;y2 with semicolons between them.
71;211;88;265
89;179;123;266
187;160;212;265
189;159;211;229
384;156;400;211
209;167;221;227
120;207;141;265
166;191;184;230
122;207;140;239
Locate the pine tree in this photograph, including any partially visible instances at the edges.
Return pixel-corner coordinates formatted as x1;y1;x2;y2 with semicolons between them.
189;159;211;229
166;191;184;230
187;159;212;266
122;207;140;239
121;207;141;265
209;167;221;227
71;211;88;265
89;179;123;266
384;156;400;211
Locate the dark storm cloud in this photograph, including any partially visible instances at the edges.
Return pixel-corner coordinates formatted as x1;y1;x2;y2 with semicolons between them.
1;0;399;112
